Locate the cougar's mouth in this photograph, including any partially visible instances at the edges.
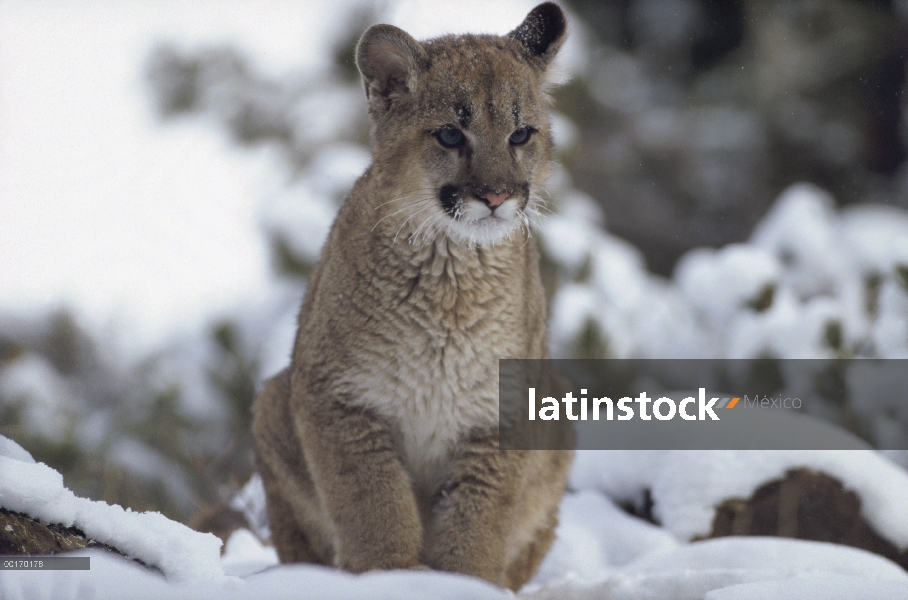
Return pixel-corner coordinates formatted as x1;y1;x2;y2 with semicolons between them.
433;183;532;247
438;184;529;221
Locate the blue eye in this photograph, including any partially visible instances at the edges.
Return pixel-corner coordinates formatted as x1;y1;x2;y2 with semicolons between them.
509;126;531;145
436;127;464;148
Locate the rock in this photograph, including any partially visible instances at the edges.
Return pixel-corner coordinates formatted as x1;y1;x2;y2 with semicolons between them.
0;508;94;555
0;507;154;573
703;468;908;570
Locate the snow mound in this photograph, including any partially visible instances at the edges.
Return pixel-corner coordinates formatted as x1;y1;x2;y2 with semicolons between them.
532;489;680;586
0;434;35;464
0;548;513;600
0;435;223;582
527;537;908;600
4;436;908;600
571;450;908;549
705;572;908;600
624;536;906;580
220;528;278;578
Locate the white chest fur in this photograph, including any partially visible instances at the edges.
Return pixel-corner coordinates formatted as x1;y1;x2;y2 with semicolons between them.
328;234;533;485
343;322;508;482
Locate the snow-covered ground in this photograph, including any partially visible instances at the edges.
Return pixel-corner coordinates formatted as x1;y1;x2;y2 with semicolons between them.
0;437;221;583
4;434;908;599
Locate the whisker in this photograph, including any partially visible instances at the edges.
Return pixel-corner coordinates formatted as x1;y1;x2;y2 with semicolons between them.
526;207;547;231
528;193;555;217
408;213;443;244
533;188;555;207
523;201;547;233
411;210;447;244
423;212;447;245
372;188;439;211
393;201;436;244
429;217;445;244
411;210;436;240
531;194;555;211
372;196;432;232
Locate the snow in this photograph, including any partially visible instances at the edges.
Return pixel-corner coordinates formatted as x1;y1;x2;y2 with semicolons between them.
220;528;278;578
0;435;35;465
0;435;223;583
839;204;908;274
0;354;78;439
622;536;906;581
3;537;906;600
5;433;908;598
0;548;511;600
705;573;908;600
532;489;680;584
570;450;908;549
674;244;779;332
229;473;271;541
527;539;908;600
544;179;908;363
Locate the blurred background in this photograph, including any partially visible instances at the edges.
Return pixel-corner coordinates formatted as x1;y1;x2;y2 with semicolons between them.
1;0;907;529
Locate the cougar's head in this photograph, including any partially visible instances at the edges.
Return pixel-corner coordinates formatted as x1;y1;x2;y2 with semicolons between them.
356;3;567;247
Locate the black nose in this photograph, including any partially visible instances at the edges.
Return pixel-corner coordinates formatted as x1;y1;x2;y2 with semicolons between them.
439;185;459;216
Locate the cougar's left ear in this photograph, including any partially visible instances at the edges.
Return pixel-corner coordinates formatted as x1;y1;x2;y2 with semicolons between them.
356;24;429;111
508;2;567;69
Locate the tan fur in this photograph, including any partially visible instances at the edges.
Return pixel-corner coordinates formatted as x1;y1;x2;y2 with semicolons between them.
251;3;572;591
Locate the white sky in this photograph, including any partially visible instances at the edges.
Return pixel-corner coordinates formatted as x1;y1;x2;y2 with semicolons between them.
0;0;568;349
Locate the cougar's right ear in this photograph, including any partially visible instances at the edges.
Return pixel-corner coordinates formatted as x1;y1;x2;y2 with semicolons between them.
509;3;567;69
356;25;428;110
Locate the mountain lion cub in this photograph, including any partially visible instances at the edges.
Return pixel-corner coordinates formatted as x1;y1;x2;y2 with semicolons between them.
252;3;572;590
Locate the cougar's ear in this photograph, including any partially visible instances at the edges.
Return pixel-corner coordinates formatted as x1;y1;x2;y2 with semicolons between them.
508;2;567;68
356;24;428;109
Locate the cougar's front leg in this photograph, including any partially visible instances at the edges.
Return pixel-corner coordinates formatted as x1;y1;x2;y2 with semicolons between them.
295;385;424;572
422;428;526;586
